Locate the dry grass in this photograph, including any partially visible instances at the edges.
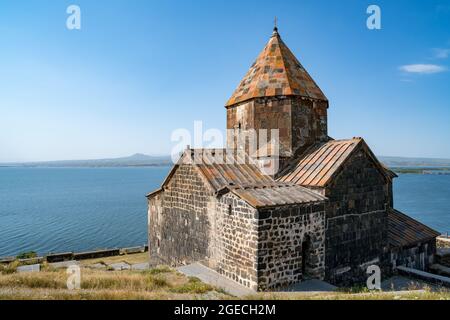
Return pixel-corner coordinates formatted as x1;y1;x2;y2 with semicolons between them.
79;252;149;266
170;276;214;294
0;261;20;275
1;264;449;300
0;267;228;300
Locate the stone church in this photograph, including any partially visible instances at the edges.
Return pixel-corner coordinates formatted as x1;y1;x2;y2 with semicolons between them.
147;27;439;291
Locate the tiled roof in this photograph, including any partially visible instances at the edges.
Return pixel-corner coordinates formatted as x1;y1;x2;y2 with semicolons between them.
152;148;326;208
278;138;361;187
156;149;277;194
388;209;440;247
278;138;392;187
226;28;327;107
229;185;326;209
194;150;275;191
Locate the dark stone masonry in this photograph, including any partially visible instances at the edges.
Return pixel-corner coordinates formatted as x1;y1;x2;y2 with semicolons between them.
147;27;440;290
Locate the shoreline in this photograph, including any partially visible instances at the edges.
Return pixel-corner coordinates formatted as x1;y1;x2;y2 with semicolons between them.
0;245;149;265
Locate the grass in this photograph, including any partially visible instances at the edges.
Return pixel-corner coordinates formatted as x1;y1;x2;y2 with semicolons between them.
1;263;449;300
16;251;38;260
0;261;20;275
0;266;226;300
79;252;149;267
145;265;172;275
170;276;214;294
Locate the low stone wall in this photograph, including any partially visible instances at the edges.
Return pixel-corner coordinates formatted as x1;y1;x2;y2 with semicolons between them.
46;252;74;263
397;266;450;288
390;240;436;271
436;248;450;267
0;246;148;264
73;249;121;261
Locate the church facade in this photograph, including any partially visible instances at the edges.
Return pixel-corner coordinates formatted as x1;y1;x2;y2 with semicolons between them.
147;28;439;290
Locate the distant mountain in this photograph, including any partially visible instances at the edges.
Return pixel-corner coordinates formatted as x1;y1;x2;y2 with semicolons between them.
2;154;450;168
378;156;450;167
1;154;173;168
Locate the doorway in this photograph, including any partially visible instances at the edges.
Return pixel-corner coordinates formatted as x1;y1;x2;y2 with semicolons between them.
301;235;311;279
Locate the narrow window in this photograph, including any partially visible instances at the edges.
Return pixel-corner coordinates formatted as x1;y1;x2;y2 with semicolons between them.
228;204;233;215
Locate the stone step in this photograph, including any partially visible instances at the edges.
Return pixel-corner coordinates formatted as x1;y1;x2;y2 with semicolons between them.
436;248;450;267
396;266;450;288
16;264;40;273
436;248;450;258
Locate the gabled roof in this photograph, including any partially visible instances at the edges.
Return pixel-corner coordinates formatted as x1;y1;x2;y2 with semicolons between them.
148;149;277;197
226;28;327;107
388;209;440;247
228;185;326;209
278;138;393;188
147;148;327;208
194;149;275;191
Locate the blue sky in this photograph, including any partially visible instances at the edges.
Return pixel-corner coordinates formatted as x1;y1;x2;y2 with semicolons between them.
0;0;449;162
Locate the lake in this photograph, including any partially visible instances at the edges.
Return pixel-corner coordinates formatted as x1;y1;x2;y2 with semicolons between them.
0;167;449;257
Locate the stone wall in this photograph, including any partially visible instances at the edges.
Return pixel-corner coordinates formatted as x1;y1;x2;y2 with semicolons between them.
291;98;328;155
226;97;328;160
390;240;436;270
324;147;390;285
256;203;326;291
149;176;327;292
252;97;292;157
214;193;259;290
148;164;214;266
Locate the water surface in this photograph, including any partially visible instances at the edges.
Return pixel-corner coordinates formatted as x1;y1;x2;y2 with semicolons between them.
0;167;169;256
0;167;448;257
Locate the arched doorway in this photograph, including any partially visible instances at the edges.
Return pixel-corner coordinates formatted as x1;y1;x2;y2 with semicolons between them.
301;235;312;279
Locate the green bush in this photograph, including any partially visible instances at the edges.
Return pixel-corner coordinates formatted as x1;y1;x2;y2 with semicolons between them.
16;251;38;259
171;276;214;294
146;266;173;275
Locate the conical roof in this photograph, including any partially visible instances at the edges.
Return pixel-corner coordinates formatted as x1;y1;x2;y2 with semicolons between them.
226;28;327;107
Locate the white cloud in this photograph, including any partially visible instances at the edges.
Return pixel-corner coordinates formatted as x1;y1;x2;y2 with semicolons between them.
433;48;450;59
399;64;447;74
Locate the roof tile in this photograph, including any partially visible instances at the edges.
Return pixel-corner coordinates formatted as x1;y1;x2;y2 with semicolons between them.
226;29;327;107
388;209;440;247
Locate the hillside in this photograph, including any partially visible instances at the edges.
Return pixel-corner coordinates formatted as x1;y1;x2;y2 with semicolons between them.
1;154;172;168
378;156;450;167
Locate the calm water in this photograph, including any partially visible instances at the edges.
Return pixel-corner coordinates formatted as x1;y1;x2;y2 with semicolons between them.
393;174;450;234
0;167;170;257
0;167;449;257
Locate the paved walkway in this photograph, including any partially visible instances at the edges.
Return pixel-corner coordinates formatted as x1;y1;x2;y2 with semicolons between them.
281;279;337;292
177;263;339;296
177;263;256;297
382;275;450;292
